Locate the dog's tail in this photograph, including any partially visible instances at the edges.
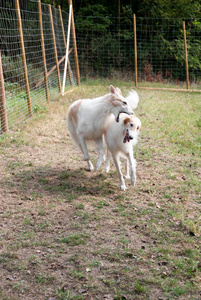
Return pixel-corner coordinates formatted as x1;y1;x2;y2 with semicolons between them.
67;108;81;150
126;90;139;110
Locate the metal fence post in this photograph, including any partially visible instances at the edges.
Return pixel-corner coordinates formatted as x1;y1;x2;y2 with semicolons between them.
68;0;80;86
58;5;73;86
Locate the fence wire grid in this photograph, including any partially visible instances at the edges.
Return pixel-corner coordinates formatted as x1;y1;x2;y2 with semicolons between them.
1;1;201;135
0;0;76;134
75;15;201;89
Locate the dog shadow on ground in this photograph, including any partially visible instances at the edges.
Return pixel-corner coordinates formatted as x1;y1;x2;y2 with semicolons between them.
2;166;117;202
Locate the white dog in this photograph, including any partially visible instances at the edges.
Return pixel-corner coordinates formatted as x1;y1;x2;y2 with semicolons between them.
67;85;134;171
104;113;141;191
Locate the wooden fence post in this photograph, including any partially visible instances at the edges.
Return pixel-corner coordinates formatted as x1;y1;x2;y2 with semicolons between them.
58;5;73;86
15;0;33;117
38;0;50;102
0;50;9;133
183;21;189;90
68;0;80;86
133;14;138;87
49;4;62;93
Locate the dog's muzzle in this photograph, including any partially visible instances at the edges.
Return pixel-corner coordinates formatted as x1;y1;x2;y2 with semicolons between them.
123;129;133;143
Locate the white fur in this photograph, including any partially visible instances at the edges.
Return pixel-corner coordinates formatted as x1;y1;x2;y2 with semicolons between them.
125;90;139;110
105;114;141;191
67;85;134;171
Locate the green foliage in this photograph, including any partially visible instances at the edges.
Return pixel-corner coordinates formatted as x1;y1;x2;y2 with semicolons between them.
73;1;201;81
76;4;112;32
2;54;42;87
134;0;201;19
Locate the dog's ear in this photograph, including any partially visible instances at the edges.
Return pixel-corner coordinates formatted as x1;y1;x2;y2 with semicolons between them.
123;117;131;125
133;117;141;131
109;85;116;95
116;87;122;95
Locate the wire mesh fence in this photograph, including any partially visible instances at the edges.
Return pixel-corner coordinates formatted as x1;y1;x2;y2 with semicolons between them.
75;15;201;90
136;17;201;89
1;1;201;135
0;0;77;134
75;15;135;82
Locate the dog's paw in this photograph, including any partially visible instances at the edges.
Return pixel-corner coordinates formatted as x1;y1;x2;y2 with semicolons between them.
87;161;94;171
89;164;94;172
120;184;126;191
105;166;110;173
131;179;136;187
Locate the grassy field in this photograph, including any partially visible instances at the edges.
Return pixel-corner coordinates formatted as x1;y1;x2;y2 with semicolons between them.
0;84;201;300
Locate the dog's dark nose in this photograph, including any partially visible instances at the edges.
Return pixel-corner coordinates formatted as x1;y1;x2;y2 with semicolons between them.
129;136;133;140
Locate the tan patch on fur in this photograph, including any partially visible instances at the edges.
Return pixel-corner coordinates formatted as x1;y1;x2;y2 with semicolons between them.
68;100;81;125
109;98;123;107
123;116;131;125
124;115;141;131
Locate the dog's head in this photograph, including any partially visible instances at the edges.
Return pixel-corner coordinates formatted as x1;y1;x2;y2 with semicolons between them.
123;115;141;143
109;85;134;122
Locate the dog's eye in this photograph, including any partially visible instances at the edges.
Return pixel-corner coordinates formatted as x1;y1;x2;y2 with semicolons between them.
130;123;133;127
123;101;127;105
137;126;139;130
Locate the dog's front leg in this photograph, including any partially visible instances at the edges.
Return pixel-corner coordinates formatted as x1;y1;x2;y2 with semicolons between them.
128;153;137;186
79;135;94;171
113;154;126;191
95;138;104;170
125;159;130;179
105;148;111;173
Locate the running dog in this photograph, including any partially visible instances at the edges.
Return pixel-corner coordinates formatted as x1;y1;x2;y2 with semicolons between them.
104;113;141;191
67;85;134;171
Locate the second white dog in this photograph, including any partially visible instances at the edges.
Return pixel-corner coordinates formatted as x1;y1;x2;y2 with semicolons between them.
104;113;141;191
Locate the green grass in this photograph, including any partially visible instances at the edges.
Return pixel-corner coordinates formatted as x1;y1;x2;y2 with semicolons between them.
0;82;201;299
60;233;91;246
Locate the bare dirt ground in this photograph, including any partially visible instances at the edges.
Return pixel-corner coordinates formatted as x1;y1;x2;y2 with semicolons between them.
0;88;201;300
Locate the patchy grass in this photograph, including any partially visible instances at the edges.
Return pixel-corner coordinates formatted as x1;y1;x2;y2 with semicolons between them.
0;84;201;300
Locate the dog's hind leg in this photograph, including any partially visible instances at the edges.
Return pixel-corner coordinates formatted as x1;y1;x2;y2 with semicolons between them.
95;138;105;170
79;135;94;171
112;154;126;191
